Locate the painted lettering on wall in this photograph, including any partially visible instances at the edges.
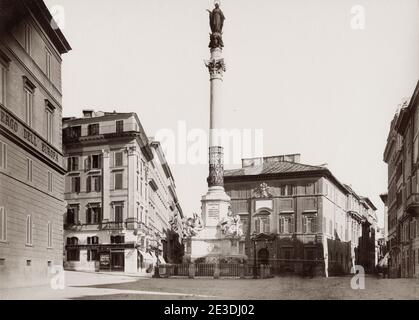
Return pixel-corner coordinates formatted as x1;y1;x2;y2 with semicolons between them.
0;106;60;163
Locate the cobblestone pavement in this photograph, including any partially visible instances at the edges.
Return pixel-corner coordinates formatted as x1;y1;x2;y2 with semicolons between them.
0;271;418;300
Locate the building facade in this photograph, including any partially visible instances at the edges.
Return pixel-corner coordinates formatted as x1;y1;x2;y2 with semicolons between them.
62;111;182;274
224;154;378;276
0;0;71;288
383;81;419;278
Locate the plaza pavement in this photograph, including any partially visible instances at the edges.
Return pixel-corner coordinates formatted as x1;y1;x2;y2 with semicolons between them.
0;271;418;300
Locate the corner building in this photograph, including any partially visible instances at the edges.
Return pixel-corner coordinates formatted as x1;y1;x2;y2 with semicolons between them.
0;0;71;288
62;110;183;274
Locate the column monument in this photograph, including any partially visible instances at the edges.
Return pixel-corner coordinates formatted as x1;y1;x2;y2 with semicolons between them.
182;2;247;264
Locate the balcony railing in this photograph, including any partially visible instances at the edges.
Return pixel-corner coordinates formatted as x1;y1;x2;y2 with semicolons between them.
102;221;125;230
405;193;419;215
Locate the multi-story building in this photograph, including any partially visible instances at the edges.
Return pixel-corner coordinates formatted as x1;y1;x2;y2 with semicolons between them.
224;154;378;277
0;0;71;288
383;81;419;278
62;110;182;274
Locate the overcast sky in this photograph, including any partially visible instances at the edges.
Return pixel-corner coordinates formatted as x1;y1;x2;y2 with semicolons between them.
45;0;419;227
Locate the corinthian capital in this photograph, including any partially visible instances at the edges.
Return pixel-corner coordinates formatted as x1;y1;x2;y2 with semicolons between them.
205;58;226;77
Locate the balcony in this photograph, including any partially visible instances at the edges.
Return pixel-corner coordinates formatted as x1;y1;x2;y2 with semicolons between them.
102;221;125;230
64;222;101;232
405;193;419;216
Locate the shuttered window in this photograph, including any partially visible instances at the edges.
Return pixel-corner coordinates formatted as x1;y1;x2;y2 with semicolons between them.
86;176;91;193
71;176;80;193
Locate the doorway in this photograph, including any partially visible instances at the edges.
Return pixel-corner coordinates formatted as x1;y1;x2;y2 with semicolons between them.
111;251;125;271
258;248;269;265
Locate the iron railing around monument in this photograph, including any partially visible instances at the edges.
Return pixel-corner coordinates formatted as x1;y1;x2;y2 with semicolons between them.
196;263;215;277
158;263;273;278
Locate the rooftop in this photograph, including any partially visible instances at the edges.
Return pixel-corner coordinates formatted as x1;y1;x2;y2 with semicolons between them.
224;160;327;177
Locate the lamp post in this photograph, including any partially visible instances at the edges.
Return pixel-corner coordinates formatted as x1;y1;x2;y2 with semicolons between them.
251;232;258;279
152;233;162;279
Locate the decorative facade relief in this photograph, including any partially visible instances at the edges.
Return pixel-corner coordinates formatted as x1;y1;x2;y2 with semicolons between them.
207;146;225;187
252;182;273;199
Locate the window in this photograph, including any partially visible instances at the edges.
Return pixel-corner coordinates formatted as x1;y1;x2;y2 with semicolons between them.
26;158;33;182
45;48;51;79
303;215;317;233
25;24;32;55
26;215;33;246
88;123;99;136
87;236;99;245
71;176;80;193
45;108;53;143
114;152;123;167
66;206;78;224
280;185;293;196
47;171;53;192
24;87;33;127
67;157;79;171
86;206;101;224
66;237;80;261
92;154;102;169
114;172;123;190
262;217;270;233
0;141;7;170
116;120;124;133
86;154;102;170
87;249;99;262
47;221;52;248
92;176;101;192
86;176;91;193
305;183;314;195
241;218;248;236
279;215;294;234
111;235;125;244
0;61;6;105
67;126;81;139
254;219;260;233
0;207;6;242
114;205;123;223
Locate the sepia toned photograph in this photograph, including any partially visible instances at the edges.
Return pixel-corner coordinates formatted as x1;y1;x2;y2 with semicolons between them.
0;0;418;306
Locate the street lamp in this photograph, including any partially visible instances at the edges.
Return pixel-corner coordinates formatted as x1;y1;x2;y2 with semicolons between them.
250;231;258;279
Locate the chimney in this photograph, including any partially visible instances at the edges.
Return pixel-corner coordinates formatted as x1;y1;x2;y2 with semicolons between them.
82;109;94;118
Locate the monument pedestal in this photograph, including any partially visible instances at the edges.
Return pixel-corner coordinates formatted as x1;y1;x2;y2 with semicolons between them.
183;186;247;264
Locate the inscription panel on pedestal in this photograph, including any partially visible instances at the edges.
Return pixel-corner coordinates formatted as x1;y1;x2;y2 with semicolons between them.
206;202;220;226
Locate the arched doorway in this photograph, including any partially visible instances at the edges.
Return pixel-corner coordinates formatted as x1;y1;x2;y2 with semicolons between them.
258;248;269;265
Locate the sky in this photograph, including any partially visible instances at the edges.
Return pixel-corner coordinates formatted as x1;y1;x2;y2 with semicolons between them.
44;0;419;228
